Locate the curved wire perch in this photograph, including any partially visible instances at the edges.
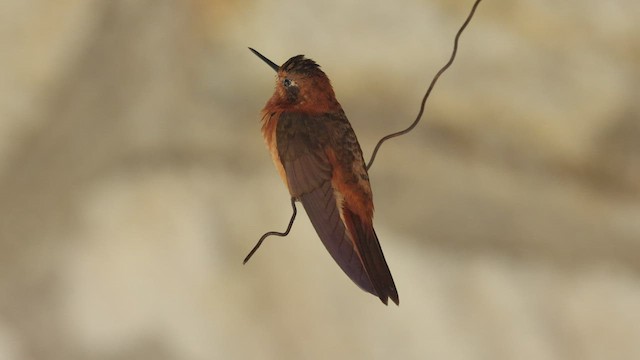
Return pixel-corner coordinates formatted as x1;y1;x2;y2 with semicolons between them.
366;0;483;171
243;198;297;264
247;0;482;262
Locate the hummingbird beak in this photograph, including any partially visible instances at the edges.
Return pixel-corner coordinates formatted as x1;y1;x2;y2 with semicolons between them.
249;47;280;72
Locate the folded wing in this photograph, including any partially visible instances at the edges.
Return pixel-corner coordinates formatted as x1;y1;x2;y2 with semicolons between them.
276;112;398;304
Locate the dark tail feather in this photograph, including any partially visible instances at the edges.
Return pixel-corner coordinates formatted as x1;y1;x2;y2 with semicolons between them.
344;208;399;305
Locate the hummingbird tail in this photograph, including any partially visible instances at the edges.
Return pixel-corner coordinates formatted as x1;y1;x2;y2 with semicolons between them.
343;208;399;306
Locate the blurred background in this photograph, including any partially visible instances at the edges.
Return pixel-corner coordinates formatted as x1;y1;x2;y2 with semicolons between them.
1;0;639;359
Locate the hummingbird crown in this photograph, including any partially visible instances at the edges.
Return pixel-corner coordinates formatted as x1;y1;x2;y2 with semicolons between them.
280;55;323;77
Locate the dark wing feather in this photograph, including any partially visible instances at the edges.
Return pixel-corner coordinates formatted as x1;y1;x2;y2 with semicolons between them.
300;179;377;295
276;112;378;296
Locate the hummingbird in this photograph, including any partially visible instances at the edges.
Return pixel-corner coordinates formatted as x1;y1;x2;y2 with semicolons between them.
249;48;399;305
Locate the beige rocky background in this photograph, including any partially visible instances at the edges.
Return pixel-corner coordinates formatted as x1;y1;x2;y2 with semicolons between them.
1;0;639;359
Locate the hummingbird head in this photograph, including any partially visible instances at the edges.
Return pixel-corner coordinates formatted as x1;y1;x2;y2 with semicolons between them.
250;48;339;113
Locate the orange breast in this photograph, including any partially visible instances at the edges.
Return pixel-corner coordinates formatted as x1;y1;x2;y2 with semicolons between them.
261;111;290;193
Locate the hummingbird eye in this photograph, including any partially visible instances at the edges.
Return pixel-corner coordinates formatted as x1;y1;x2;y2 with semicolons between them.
282;78;292;87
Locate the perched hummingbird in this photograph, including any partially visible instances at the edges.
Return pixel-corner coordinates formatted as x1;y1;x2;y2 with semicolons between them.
250;48;399;305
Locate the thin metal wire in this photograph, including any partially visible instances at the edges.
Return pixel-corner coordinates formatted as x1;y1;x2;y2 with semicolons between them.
366;0;483;171
243;198;297;264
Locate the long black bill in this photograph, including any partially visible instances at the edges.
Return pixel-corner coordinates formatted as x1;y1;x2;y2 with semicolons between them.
249;47;280;72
